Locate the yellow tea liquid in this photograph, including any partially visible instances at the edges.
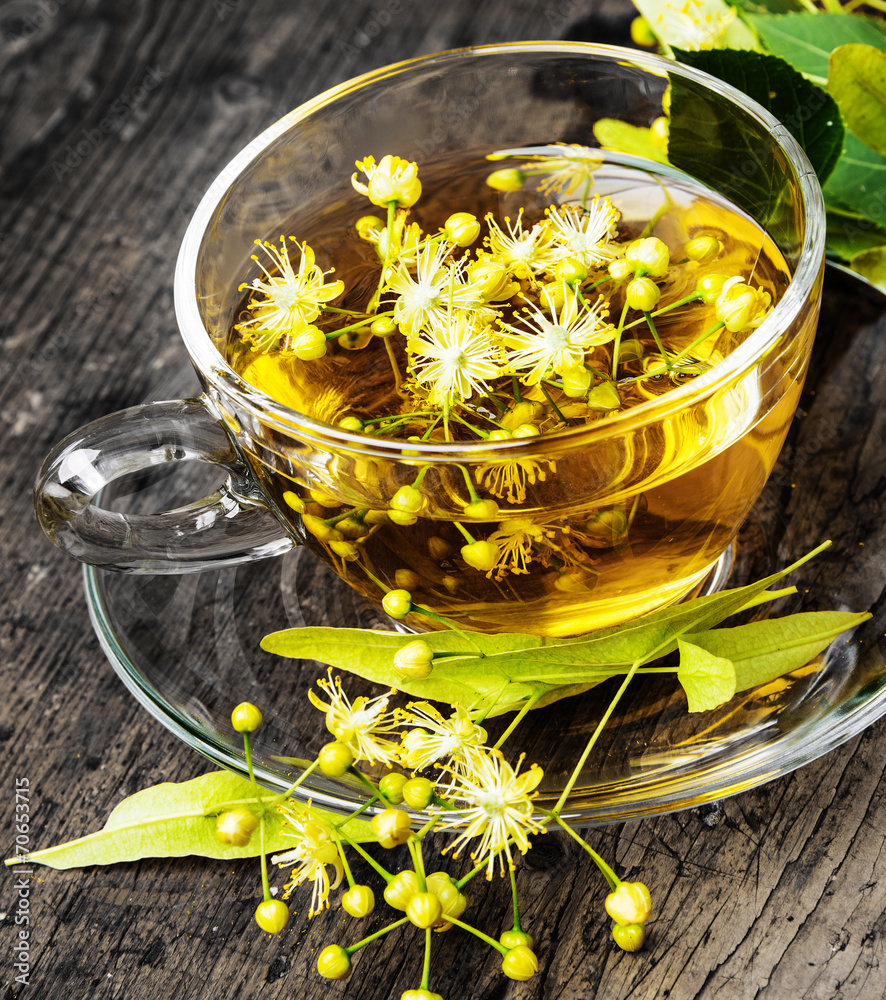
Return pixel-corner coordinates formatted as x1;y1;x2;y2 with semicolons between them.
226;153;801;636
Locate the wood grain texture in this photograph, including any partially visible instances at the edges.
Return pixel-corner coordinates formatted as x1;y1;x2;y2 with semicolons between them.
1;2;885;998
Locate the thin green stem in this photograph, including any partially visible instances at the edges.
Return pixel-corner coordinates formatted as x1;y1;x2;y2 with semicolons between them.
259;817;271;902
644;311;670;368
550;814;619;890
509;863;522;931
335;834;356;889
492;688;545;751
344;837;394;883
270;757;321;808
421;928;433;991
539;382;568;423
353;770;392;807
447;916;508;955
345;916;410;955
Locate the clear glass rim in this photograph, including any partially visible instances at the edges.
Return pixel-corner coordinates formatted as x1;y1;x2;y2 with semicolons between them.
173;40;826;462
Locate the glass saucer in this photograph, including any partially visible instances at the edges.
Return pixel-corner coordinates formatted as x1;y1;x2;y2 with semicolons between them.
82;276;886;823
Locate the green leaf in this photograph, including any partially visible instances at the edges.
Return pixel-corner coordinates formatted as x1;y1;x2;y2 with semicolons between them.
828;44;886;156
671;48;844;187
849;244;886;292
681;609;871;704
825;207;886;262
822;129;886;224
676;640;737;712
732;0;805;14
263;545;835;713
632;0;761;53
592;119;668;164
746;12;886;83
5;771;373;870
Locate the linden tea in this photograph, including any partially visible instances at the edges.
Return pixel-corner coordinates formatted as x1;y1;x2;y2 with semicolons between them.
224;149;800;637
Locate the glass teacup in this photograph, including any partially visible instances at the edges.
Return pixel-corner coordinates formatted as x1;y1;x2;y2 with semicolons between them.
35;42;825;637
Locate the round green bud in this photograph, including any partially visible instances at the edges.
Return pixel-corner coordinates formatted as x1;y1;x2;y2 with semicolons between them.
585;381;621;412
464;498;500;520
293;326;328;360
512;422;539;439
394;568;421;590
341;884;375;919
379;771;409;805
371;314;399;338
402;776;435;810
394;640;435;680
605;881;653;926
355;214;384;240
402;990;444;1000
554;256;588;285
486;167;525;192
500;929;535;950
612;921;646;952
444;211;481;247
625;236;669;278
626;276;661;312
382;589;413;620
630;14;657;46
584;508;629;547
685;234;721;264
338;415;363;432
460;540;500;573
383;869;420;910
317;943;351;980
488;428;511;442
502;945;539;981
302;514;340;543
329;539;360;561
608;257;634;282
254;898;289;934
282;490;306;513
391;485;427;514
371;807;413;848
215;807;259;847
406;891;443;928
715;281;768;333
231;702;263;733
696;272;728;304
561;366;592;398
318;741;354;777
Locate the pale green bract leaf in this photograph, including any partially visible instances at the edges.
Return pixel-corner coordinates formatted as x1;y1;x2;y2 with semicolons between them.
681;610;872;699
850;244;886;291
632;0;760;54
4;771;373;870
592;119;669;163
822;130;886;228
828;44;886;157
746;12;886;83
676;640;737;712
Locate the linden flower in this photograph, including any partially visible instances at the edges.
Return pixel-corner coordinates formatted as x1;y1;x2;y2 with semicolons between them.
385;240;471;335
518;144;604;198
399;702;489;772
351;154;422;207
486;516;556;580
409;312;504;406
501;285;614;385
236;237;344;352
547;199;621;269
272;803;344;917
653;0;737;51
485;211;559;281
439;751;545;877
308;670;400;766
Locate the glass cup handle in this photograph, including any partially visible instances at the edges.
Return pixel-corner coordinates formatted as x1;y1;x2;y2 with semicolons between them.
34;397;294;573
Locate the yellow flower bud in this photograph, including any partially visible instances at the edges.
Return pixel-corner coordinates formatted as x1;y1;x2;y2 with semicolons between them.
512;422;539;438
605;881;652;925
231;702;263;733
630;14;657;46
371;807;412;848
364;509;389;525
355;214;384;240
379;771;409;804
302;514;340;543
391;485;427;514
685;234;721;264
388;510;418;526
393;640;434;679
254;899;289;934
282;490;306;513
341;884;375;919
625;236;670;277
371;314;399;338
486;167;525;191
382;589;412;619
715;278;770;333
626;276;662;312
500;928;535;950
443;212;481;247
608;257;634;282
467;258;516;301
402;776;435;809
318;740;354;777
502;945;539;981
329;539;360;561
464;498;500;520
292;326;328;360
460;540;500;572
554;256;588;285
394;568;421;590
617;338;644;362
406;891;443;928
338;327;373;350
427;535;454;561
560;366;592;398
337;415;363;432
612;922;646;952
215;807;258;847
356;154;422;207
317;944;351;979
586;381;621;412
383;869;420;909
697;273;728;304
402;989;444;1000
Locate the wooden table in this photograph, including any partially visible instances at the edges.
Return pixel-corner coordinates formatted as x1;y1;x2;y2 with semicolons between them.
2;2;885;997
